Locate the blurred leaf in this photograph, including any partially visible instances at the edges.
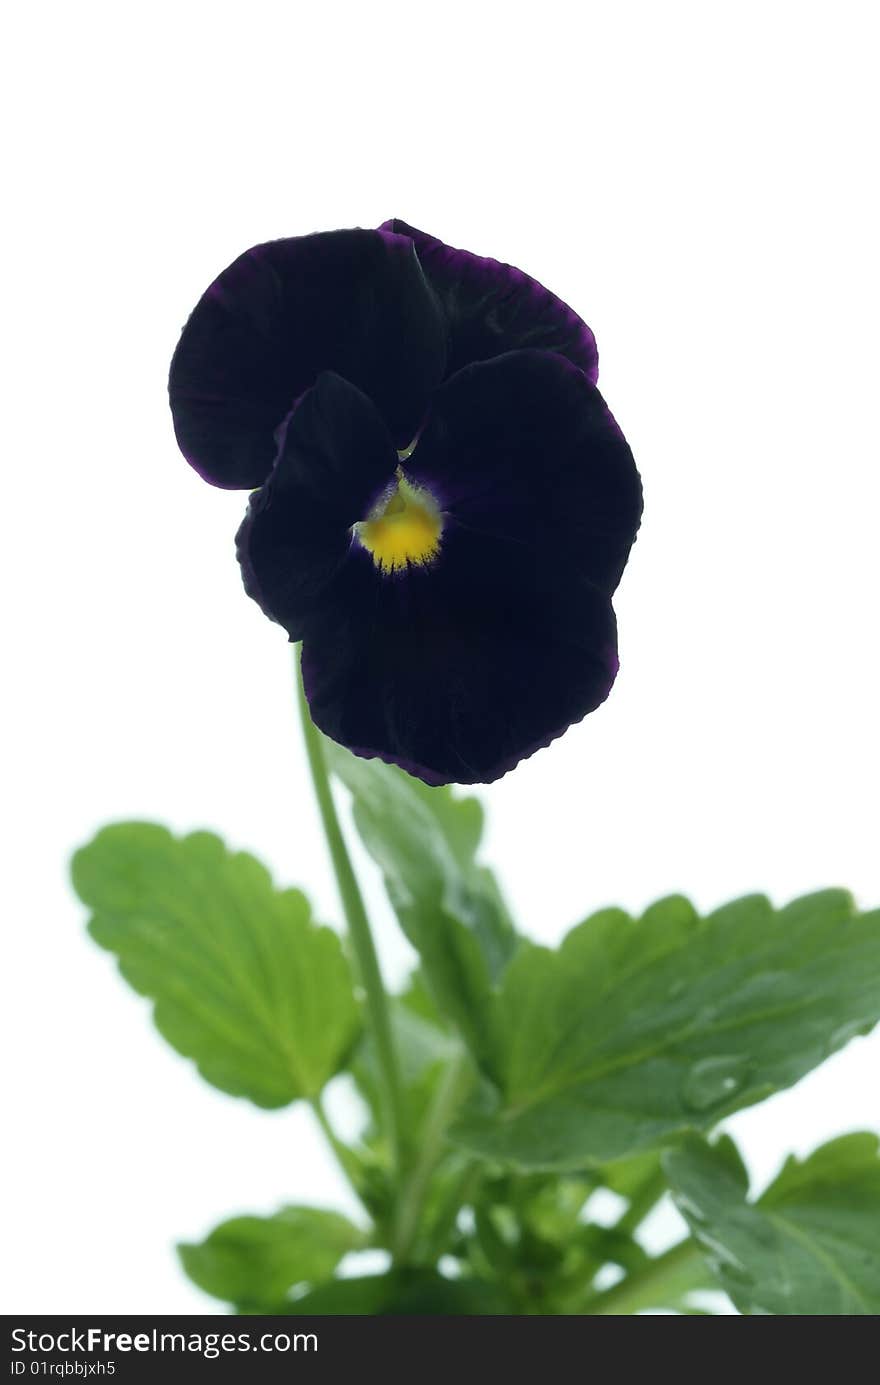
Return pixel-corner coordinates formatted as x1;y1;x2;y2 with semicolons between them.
514;1175;595;1245
400;968;452;1030
72;823;359;1106
601;1150;663;1201
179;1207;364;1308
709;1132;750;1185
285;1268;511;1314
453;891;880;1169
577;1225;650;1275
326;745;516;1072
353;998;462;1139
463;1176;651;1313
665;1132;880;1314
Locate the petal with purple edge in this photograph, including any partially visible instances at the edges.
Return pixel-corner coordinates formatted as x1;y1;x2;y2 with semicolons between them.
381;219;599;382
236;372;398;641
170;228;446;489
407;349;642;597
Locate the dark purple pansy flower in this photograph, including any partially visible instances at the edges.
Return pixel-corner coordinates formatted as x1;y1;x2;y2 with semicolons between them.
169;221;642;785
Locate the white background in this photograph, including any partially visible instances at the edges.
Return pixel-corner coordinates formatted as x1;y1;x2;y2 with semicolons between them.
4;1;879;1313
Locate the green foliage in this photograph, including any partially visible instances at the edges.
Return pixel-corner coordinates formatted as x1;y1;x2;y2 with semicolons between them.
461;1171;632;1312
353;992;463;1142
179;1207;365;1310
452;891;880;1170
71;823;359;1106
325;745;515;1074
281;1269;511;1315
73;765;880;1316
666;1133;880;1314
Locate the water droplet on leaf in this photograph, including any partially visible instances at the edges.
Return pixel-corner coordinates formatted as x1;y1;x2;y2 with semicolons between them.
681;1055;751;1112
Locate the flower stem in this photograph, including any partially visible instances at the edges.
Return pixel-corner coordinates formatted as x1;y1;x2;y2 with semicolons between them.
583;1237;706;1314
295;652;406;1179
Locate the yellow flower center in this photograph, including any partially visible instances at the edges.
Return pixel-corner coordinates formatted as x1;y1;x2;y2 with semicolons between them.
355;469;442;574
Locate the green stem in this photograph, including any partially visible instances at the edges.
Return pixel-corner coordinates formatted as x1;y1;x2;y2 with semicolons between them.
296;653;406;1178
391;1054;470;1263
583;1238;705;1315
310;1095;367;1211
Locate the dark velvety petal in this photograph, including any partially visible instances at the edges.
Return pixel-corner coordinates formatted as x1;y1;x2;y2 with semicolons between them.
236;373;397;641
407;349;642;597
294;348;639;783
301;524;620;786
170;228;446;488
381;219;598;382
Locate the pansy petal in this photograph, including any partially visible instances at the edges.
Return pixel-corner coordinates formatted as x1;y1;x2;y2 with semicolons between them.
301;525;619;786
407;349;642;596
382;219;598;382
237;372;397;641
285;349;640;783
170;228;446;488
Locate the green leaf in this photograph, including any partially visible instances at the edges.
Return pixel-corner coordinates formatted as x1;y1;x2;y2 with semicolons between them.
284;1269;511;1315
399;968;453;1030
353;998;463;1141
665;1133;880;1314
72;822;360;1107
600;1150;662;1201
511;1174;596;1246
604;1130;748;1206
453;890;880;1169
460;1174;656;1313
326;745;516;1072
179;1207;364;1308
